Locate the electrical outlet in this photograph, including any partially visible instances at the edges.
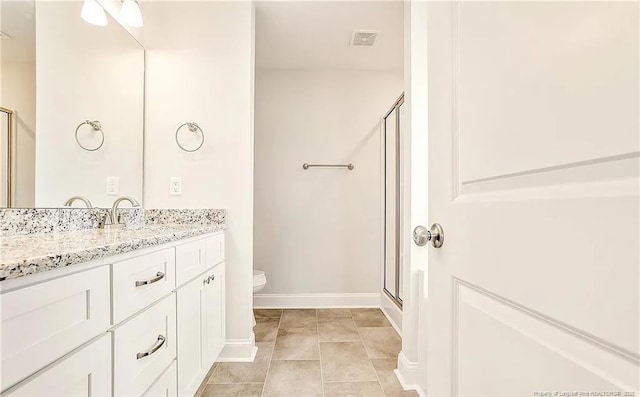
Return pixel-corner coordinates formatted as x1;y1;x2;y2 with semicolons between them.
106;177;119;195
170;177;182;196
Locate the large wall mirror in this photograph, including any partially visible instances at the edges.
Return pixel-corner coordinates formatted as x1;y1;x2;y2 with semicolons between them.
1;0;144;208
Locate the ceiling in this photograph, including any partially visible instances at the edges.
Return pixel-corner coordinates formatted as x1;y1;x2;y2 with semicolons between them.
255;1;403;71
0;0;36;63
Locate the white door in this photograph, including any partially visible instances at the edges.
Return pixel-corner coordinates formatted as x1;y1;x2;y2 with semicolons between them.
423;2;639;396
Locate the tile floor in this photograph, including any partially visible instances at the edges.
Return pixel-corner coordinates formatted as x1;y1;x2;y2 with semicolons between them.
196;308;419;397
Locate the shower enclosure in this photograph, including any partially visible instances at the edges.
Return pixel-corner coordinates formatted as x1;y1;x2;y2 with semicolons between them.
383;93;404;310
1;107;13;207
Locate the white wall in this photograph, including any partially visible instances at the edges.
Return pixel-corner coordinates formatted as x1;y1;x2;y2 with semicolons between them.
142;1;256;360
254;69;402;303
35;1;144;208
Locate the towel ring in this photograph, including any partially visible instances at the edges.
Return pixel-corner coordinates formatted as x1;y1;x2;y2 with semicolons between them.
75;120;104;151
176;122;204;152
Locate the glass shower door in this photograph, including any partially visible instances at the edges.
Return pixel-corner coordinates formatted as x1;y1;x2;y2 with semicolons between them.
0;107;12;207
383;94;404;308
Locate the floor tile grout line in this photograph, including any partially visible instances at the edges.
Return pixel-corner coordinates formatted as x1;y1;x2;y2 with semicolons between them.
260;310;282;397
361;318;389;397
355;318;388;395
317;309;326;397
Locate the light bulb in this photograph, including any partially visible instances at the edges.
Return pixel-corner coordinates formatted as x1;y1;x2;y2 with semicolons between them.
120;0;143;27
81;0;108;27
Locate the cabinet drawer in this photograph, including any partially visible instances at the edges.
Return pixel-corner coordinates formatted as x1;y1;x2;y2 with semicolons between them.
205;233;225;268
175;239;206;286
4;334;111;397
113;294;177;397
1;266;110;391
112;248;176;324
142;361;177;397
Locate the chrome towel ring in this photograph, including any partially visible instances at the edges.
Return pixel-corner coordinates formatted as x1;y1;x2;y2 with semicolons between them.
75;120;104;151
176;122;204;152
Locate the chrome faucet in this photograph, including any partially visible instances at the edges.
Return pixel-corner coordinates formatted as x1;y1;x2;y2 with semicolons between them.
104;196;140;228
63;196;93;208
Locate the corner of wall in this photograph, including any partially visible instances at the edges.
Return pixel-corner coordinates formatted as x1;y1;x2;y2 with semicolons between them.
217;332;258;363
394;351;426;396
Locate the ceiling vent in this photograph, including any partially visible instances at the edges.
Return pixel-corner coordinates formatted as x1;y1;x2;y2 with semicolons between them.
351;30;378;47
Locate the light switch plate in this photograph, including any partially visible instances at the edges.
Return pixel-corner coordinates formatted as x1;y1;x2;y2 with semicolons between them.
106;177;119;195
170;177;182;196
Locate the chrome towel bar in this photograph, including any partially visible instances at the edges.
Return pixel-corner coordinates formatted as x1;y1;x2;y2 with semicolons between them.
303;163;354;170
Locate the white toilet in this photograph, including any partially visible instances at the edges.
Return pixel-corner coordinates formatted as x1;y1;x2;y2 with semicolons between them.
253;270;267;293
252;270;267;326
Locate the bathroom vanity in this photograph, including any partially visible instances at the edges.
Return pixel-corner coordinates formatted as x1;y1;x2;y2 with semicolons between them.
0;211;227;397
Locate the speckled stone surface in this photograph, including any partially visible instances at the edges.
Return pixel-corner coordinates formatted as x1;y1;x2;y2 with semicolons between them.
0;208;144;237
145;208;226;226
0;208;227;281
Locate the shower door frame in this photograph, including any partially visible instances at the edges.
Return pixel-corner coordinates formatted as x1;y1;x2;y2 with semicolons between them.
0;106;14;208
382;93;404;309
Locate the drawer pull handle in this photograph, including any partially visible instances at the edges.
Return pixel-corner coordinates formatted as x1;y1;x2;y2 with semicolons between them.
136;335;166;360
135;272;165;287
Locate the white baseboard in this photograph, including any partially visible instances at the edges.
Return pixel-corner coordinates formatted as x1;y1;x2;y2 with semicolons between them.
395;351;425;396
253;293;380;308
380;300;402;334
217;333;258;362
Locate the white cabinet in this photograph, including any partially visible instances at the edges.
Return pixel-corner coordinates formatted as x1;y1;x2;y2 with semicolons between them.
205;233;225;269
176;234;226;397
1;265;110;390
4;334;111;397
1;231;225;397
204;263;225;365
112;247;176;324
175;239;206;286
176;275;208;397
142;361;178;397
176;263;225;396
113;294;177;397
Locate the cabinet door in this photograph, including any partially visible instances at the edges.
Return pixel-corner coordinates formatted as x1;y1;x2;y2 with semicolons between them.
142;361;177;397
204;263;225;367
1;265;110;391
176;275;208;397
5;334;111;397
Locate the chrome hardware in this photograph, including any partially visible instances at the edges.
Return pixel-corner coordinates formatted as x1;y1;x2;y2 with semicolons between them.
135;272;165;287
203;275;215;285
75;120;105;151
176;122;205;152
303;163;354;170
105;196;140;229
136;335;166;360
413;223;445;248
63;196;93;208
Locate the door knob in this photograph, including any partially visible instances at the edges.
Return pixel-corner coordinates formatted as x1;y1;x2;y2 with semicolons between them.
413;223;444;248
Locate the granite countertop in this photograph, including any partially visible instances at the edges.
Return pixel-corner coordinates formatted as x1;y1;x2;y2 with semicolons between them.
0;223;225;281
